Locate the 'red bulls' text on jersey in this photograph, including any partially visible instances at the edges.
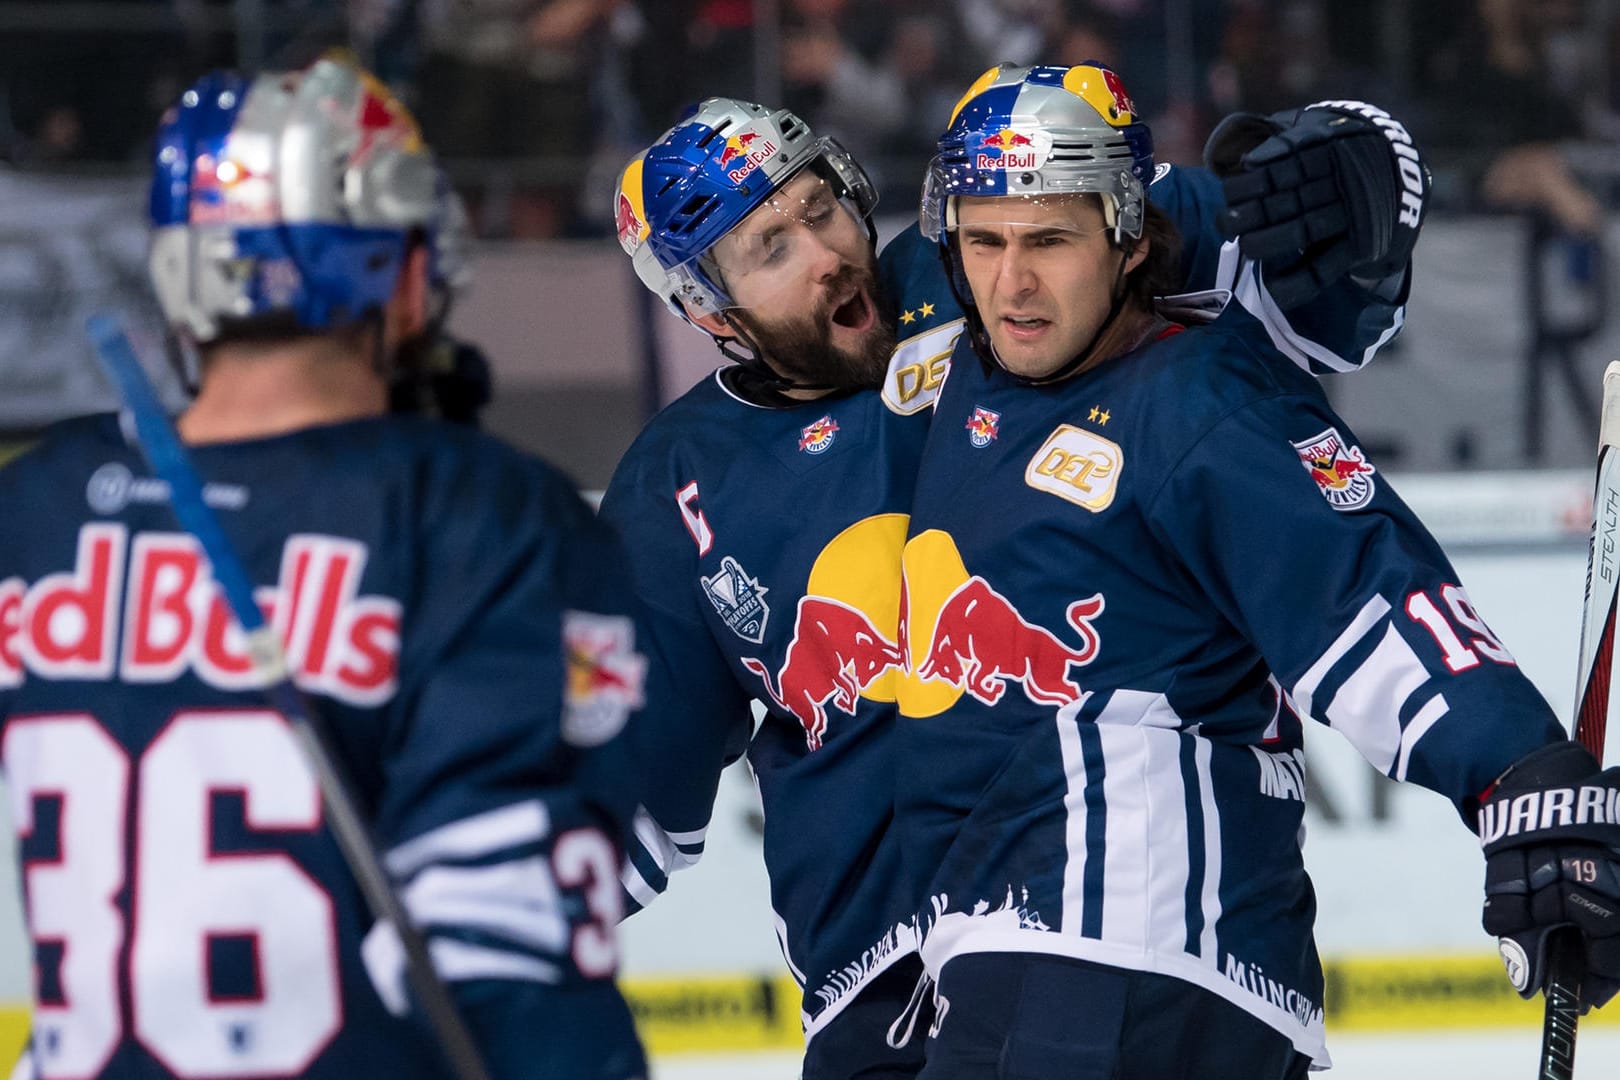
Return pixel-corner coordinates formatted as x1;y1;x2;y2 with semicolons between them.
0;523;399;705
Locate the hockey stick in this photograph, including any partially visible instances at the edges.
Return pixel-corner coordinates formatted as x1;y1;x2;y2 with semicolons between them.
1538;359;1620;1079
87;314;491;1080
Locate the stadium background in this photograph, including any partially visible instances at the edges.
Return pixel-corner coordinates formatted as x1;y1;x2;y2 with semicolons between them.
3;1;1620;1076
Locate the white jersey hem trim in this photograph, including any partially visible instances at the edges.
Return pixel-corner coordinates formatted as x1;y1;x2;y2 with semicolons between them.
917;921;1330;1069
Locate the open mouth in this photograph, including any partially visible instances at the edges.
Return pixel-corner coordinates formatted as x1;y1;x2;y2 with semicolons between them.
1001;315;1051;336
830;286;877;333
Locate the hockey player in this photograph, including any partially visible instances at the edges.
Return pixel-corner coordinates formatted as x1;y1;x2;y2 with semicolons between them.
895;64;1619;1078
0;56;647;1080
604;75;1430;1078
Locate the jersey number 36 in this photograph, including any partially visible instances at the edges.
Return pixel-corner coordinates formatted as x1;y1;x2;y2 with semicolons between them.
6;710;341;1078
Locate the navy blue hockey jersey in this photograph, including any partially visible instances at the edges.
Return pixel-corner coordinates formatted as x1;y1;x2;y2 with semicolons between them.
606;163;1411;1042
895;307;1563;1064
0;414;647;1079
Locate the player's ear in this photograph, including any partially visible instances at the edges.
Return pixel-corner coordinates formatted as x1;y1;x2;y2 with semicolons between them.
388;243;431;341
690;309;736;339
1124;232;1149;275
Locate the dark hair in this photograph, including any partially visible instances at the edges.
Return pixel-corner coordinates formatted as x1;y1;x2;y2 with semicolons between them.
1123;201;1183;309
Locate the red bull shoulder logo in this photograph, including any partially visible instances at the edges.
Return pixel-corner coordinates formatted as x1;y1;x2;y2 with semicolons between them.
965;406;1000;448
563;610;647;747
1291;427;1377;511
716;130;780;185
972;126;1053;172
799;415;840;454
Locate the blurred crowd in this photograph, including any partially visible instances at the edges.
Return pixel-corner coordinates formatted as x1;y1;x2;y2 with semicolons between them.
2;0;1617;239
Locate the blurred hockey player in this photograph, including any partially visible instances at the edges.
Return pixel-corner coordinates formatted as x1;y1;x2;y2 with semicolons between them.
604;74;1428;1079
893;63;1616;1078
0;55;647;1080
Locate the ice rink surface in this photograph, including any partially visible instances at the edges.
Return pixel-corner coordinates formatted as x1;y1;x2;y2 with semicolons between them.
652;1029;1620;1079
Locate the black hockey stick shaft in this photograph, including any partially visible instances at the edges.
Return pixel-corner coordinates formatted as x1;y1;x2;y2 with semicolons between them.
1540;360;1620;1078
88;314;491;1080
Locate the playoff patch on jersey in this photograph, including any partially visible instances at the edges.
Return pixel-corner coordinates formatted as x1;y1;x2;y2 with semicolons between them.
702;555;770;644
562;610;646;747
1292;427;1376;511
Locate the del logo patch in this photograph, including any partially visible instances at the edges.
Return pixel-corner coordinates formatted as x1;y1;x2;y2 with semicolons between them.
1026;425;1122;511
702;556;771;644
562;611;646;747
1292;427;1376;511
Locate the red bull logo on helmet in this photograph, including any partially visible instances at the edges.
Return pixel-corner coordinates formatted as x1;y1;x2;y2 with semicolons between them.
190;150;277;225
972;126;1052;171
716;129;780;185
1291;427;1377;511
1061;64;1138;128
353;67;424;162
615;191;645;252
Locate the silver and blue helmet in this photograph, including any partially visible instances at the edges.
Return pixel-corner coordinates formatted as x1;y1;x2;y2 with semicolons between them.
148;54;446;343
614;97;877;321
921;63;1155;247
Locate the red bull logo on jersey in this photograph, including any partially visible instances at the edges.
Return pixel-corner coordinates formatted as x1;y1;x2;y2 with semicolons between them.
972;126;1052;172
1292;427;1377;511
965;407;1000;448
717;130;779;185
798;415;840;454
741;596;904;750
563;610;646;747
0;524;400;704
914;577;1103;707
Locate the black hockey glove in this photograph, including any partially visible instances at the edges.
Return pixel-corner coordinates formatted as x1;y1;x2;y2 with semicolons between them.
389;334;494;427
1479;740;1620;1012
1203;101;1431;309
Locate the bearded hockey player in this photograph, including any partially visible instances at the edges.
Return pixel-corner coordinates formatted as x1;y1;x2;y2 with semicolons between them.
0;55;647;1080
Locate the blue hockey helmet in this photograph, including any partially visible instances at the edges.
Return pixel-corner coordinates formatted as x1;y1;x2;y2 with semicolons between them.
615;97;878;322
920;63;1155;249
148;54;444;343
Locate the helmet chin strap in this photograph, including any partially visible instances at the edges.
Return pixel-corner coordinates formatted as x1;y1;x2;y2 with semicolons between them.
710;313;839;403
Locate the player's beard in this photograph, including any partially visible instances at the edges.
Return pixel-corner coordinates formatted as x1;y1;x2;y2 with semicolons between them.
730;263;896;393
